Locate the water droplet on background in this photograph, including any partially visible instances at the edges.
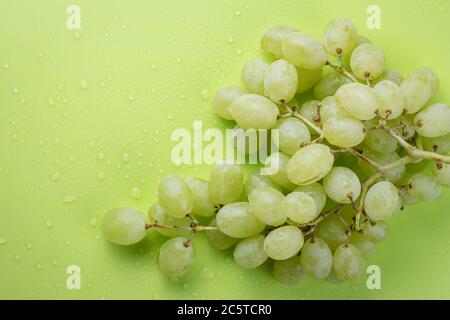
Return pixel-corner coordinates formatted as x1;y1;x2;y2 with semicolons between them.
0;237;7;245
130;187;142;199
62;195;76;203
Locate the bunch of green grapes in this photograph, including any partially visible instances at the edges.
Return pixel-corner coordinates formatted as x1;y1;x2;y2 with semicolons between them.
102;18;450;284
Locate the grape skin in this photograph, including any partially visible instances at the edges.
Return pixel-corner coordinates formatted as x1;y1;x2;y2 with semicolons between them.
261;25;298;59
364;181;399;221
158;175;194;218
233;235;268;268
323;116;366;148
245;171;283;196
158;237;195;277
264;226;304;260
274;117;311;155
281;192;318;224
264;59;298;104
208;163;244;205
299;238;333;279
264;152;297;191
293;183;327;215
206;218;239;250
323;167;361;204
362;221;389;243
216;202;266;238
333;244;365;281
101;208;147;245
323;18;358;57
414;103;450;138
350;43;385;80
186;177;216;217
242;59;269;95
212;86;247;120
282;32;328;70
335;83;380;121
273;256;305;285
249;186;287;226
229;94;279;130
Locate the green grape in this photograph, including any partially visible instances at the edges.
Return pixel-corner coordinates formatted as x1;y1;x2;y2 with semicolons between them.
206;218;239;250
319;96;351;124
364;181;399;221
350;43;385;80
287;144;335;186
399;188;419;206
299;238;333;279
414;103;450;138
101;208;147;245
245;171;283;196
157;237;195;277
313;72;350;100
432;163;450;188
364;128;398;154
208;163;244;205
333;244;365;281
362;221;389;243
281;192;318;224
261;25;298;58
264;226;304;260
335;83;380;121
264;59;298;104
401;71;433;114
324;167;361;204
148;203;192;238
216;202;266;238
186;177;215;217
388;114;416;140
373;80;404;120
299;100;321;132
294;183;327;215
349;232;376;259
229;94;279;130
282;32;328;70
326;267;346;284
408;174;442;202
274;118;311;155
357;35;371;46
212;85;247;120
373;69;404;86
233;235;268;268
412;67;439;94
273;256;305;285
158;175;193;218
316;215;348;251
422;133;450;154
249;186;286;226
323;18;358;57
264;152;297;190
242;58;269;95
357;147;405;183
297;68;322;93
323;116;366;148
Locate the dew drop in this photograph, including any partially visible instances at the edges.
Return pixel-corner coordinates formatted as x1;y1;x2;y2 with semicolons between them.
89;218;97;227
98;172;105;180
201;90;209;100
80;80;88;89
62;195;77;203
199;267;214;280
166;113;174;120
0;237;7;245
15;256;21;261
236;48;243;55
74;31;81;39
128;94;135;102
12;86;19;95
35;263;43;270
235;10;241;16
97;152;105;160
26;242;32;249
51;172;60;181
122;152;130;162
3;63;9;69
45;220;53;228
130;187;142;199
227;36;235;44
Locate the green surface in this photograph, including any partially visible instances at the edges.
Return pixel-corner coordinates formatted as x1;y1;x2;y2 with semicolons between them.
1;0;450;299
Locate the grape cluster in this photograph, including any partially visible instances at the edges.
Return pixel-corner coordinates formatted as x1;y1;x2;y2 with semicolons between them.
102;18;450;284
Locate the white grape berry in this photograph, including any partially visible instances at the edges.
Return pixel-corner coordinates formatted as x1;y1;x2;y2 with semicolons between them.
362;221;389;243
206;218;239;250
299;100;321;132
333;244;365;281
432;163;450;188
249;186;287;226
158;237;195;277
245;171;283;196
350;43;385;80
324;167;361;204
335;83;380;120
273;117;311;155
323;116;366;148
319;96;351;124
229;94;279;130
186;177;216;217
422;133;450;154
148;204;192;238
208;163;244;205
233;235;268;269
323;18;358;57
273;256;305;285
282;32;328;70
242;58;269;95
364;181;399;221
261;25;298;58
401;71;433;114
102;208;147;245
212;85;247;120
373;80;404;120
408;174;442;203
216;202;266;238
281;192;318;224
314;72;350;100
293;183;327;215
373;69;404;86
264;152;297;190
299;238;333;279
158;175;194;218
264;226;304;260
349;232;376;259
316;215;348;251
264;59;298;104
364;128;398;154
414;103;450;138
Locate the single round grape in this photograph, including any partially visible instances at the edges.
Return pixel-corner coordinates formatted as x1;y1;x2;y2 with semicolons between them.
281;192;318;224
313;72;350;100
349;232;376;259
373;69;404;86
216;202;266;238
274;118;311;155
388;114;416;140
324;167;361;204
357;147;405;183
185;177;216;218
157;237;195;277
412;67;439;94
362;221;389;243
241;58;269;95
208;163;244;205
432;163;450;188
373;80;404;120
287;144;335;186
158;175;194;218
229;94;279;130
282;32;328;70
299;100;321;132
264;226;304;260
261;25;298;58
408;174;442;202
364;181;399;221
264;152;297;190
333;244;365;281
319;96;351;124
245;171;283;196
273;256;305;285
264;59;298;104
335;83;380;120
212;85;247;120
206;218;239;250
323;116;366;148
364;128;398;154
323;18;358;57
350;43;385;80
297;68;322;93
148;203;192;238
233;235;268;268
101;208;147;245
401;72;433;114
299;238;333;279
316;215;348;251
414;103;450;138
422;133;450;154
249;186;287;226
294;183;327;215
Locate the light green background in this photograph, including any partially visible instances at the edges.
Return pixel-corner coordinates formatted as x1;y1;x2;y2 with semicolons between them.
1;0;450;299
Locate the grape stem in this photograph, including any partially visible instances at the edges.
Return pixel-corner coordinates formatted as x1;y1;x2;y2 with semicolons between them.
145;223;217;232
354;174;382;231
301;205;344;229
288;106;325;143
325;60;358;83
